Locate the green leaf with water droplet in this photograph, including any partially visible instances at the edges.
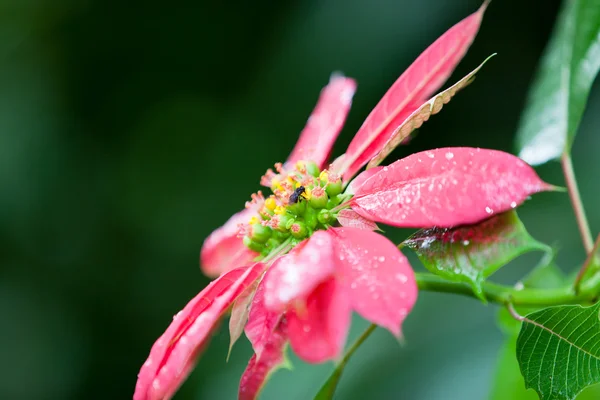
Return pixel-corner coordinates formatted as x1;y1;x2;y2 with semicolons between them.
403;211;551;301
516;302;600;399
515;0;600;165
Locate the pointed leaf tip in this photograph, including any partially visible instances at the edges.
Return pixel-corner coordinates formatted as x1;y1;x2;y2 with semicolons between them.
404;211;551;301
331;227;417;337
286;75;356;169
367;54;496;169
337;2;487;180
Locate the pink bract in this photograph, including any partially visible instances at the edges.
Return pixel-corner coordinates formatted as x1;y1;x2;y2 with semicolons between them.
134;263;265;400
333;1;488;181
351;147;554;228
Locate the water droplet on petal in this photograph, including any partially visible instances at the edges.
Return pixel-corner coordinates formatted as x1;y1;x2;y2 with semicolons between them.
378;256;385;262
463;240;470;246
445;152;454;160
396;273;408;283
510;201;517;208
485;206;493;214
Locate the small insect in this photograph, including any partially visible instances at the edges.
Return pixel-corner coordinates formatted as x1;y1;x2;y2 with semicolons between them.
288;186;307;204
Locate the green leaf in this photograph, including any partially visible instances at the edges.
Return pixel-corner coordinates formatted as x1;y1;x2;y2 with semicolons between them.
403;211;551;301
516;302;600;399
490;261;566;400
491;334;540;400
516;0;600;165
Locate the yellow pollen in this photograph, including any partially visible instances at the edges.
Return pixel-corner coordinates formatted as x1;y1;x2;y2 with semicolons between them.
265;197;277;211
319;170;329;183
248;216;260;225
295;160;305;171
304;187;312;199
274;206;286;215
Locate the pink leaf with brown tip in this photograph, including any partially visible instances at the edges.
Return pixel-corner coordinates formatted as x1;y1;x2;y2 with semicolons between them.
366;54;495;169
287;278;352;363
352;147;554;228
286;74;357;169
337;209;379;231
134;263;265;400
263;232;336;312
200;207;259;278
331;227;417;337
336;2;488;181
239;321;289;400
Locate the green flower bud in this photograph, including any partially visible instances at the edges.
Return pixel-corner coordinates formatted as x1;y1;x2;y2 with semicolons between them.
309;186;329;209
250;223;272;243
305;161;320;177
290;221;308;239
273;214;293;232
243;235;264;252
326;177;343;197
318;209;334;225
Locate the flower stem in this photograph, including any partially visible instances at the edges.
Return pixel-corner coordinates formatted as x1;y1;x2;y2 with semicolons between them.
561;152;594;253
573;234;600;293
340;324;377;367
415;272;600;307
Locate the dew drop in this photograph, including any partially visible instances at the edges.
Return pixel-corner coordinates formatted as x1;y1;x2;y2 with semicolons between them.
510;201;517;208
378;256;386;262
153;379;161;390
463;240;470;246
383;167;389;172
445;152;454;160
396;273;408;283
485;206;493;214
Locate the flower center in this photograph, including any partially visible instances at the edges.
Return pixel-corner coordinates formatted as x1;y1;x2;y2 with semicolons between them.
240;160;350;256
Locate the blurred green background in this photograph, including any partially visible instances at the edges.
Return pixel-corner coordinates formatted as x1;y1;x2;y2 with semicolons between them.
2;0;599;399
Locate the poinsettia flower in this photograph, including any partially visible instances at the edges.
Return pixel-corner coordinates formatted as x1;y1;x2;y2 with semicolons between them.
134;3;555;400
200;75;357;278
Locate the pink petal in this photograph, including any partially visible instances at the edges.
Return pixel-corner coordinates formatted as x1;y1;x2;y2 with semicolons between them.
245;278;285;359
134;263;265;400
287;278;352;363
200;207;259;278
331;227;417;337
352;147;554;228
239;321;289;400
345;166;384;195
263;231;336;312
337;209;379;231
335;2;487;181
286;74;357;169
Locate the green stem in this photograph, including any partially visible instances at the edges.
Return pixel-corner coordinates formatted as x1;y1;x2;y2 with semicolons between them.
415;272;600;306
339;324;377;367
561;152;594;254
574;234;600;293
